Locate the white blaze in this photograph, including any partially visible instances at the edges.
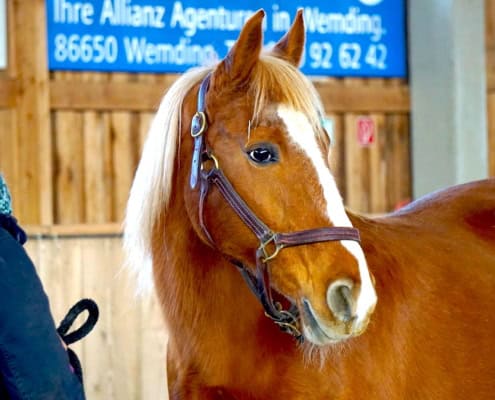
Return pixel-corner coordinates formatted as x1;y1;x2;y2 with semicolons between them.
277;105;377;324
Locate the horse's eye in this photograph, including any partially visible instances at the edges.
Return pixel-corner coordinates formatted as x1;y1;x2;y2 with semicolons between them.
247;146;278;164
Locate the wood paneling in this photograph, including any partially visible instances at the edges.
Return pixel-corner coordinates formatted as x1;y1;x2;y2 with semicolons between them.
24;235;168;400
0;1;412;221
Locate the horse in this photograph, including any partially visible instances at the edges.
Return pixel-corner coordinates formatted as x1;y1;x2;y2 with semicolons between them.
124;9;495;399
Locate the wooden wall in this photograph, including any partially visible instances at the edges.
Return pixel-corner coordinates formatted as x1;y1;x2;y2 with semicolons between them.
25;231;168;400
0;1;411;226
0;3;410;399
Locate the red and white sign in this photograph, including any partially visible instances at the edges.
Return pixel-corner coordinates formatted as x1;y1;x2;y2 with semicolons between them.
357;117;375;146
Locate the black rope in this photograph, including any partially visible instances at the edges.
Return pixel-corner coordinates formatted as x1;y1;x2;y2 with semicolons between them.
57;299;99;384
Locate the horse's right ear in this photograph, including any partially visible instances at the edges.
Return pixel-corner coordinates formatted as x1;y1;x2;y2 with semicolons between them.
212;10;265;89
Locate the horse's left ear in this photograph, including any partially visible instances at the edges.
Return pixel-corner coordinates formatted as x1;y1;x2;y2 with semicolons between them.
212;9;265;89
271;9;305;67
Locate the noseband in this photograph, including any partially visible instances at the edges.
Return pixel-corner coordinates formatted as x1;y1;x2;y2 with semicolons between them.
189;74;361;341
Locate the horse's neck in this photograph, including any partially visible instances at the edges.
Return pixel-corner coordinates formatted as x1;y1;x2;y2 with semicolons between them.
152;200;261;341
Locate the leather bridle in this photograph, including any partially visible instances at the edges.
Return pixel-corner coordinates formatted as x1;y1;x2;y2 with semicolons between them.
189;73;361;341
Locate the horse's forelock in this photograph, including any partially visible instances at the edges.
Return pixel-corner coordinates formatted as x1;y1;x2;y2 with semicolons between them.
124;66;212;293
251;55;324;133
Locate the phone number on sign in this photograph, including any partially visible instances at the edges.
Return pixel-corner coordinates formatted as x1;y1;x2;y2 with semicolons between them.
303;42;387;70
52;34;388;72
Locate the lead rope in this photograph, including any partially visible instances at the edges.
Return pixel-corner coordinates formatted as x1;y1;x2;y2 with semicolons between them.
57;299;99;384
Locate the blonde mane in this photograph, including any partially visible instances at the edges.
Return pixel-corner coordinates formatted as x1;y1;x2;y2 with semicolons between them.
124;55;325;292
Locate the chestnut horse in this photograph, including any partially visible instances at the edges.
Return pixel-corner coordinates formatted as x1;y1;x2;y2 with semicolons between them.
125;10;495;399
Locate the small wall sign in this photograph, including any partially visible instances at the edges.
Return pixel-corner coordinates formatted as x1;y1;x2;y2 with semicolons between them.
357;116;375;146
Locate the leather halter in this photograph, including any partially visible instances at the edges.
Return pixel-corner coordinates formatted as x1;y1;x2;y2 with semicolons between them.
189;73;361;341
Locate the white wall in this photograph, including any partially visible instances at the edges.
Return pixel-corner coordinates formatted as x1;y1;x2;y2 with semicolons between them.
409;0;487;197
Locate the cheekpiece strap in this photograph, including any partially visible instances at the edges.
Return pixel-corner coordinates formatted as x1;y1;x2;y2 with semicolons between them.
190;74;211;189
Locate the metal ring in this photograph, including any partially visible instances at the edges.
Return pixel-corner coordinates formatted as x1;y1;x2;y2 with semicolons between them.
200;153;220;171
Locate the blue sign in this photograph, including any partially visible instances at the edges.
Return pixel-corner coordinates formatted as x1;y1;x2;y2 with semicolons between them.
46;0;407;77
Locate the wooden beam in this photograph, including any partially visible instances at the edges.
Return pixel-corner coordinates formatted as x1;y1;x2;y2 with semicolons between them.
315;81;410;113
50;79;175;111
50;79;410;113
0;78;17;107
13;0;53;224
25;223;123;237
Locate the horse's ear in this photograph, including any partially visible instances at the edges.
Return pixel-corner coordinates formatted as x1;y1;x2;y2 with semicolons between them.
212;9;265;88
271;9;305;67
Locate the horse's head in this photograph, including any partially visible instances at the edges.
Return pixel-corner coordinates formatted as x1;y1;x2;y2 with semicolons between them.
126;9;377;347
180;10;377;345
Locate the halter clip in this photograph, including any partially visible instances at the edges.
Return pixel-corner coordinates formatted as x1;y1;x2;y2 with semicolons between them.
259;234;284;262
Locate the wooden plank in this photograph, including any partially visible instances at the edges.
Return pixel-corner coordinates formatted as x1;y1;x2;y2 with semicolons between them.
137;74;158;152
83;111;113;223
80;73;113;223
53;72;85;224
344;113;369;213
397;114;411;206
384;114;411;210
487;50;495;90
6;0;16;78
49;79;410;113
369;114;387;213
486;0;495;50
81;238;114;400
111;109;135;222
110;74;138;223
327;113;346;197
0;78;17;107
110;240;141;399
12;0;53;224
488;92;495;176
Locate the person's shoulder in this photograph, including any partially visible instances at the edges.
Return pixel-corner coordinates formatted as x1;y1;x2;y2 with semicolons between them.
0;175;26;244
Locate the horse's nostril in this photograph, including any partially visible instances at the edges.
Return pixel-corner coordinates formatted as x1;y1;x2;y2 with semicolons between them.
327;280;355;322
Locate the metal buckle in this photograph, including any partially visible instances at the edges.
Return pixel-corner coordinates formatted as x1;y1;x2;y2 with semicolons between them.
259;234;283;262
191;111;207;137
